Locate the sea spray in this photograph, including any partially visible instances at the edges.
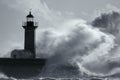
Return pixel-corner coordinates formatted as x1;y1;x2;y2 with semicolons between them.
37;19;115;78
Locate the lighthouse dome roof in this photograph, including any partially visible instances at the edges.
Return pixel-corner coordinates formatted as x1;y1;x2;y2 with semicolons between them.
27;11;34;18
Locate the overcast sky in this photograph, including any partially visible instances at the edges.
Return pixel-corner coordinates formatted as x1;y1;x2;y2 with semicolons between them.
0;0;120;57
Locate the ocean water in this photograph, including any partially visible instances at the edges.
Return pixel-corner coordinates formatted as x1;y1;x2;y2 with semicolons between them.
0;77;119;80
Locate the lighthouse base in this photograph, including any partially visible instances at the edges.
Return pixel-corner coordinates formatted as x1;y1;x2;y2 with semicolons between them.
0;58;46;79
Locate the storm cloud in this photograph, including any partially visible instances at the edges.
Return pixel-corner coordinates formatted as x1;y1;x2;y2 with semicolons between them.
92;12;120;35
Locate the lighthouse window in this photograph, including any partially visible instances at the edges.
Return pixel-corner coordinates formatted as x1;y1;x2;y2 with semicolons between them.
27;18;33;22
13;55;16;58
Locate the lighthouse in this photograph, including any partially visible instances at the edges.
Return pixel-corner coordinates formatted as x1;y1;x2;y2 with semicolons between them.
11;11;38;59
8;11;46;78
22;11;38;58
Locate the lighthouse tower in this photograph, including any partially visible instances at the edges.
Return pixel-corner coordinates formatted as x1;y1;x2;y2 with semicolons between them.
22;11;38;58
